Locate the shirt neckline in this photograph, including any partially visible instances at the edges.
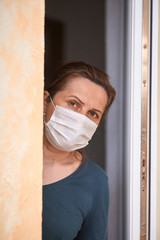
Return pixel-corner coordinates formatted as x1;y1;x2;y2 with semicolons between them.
43;160;87;188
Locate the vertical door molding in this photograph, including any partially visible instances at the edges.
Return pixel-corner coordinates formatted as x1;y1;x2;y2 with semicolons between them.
129;0;143;239
150;0;159;239
105;0;126;239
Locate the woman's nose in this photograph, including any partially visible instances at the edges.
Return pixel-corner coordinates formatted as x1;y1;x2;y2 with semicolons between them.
78;107;88;117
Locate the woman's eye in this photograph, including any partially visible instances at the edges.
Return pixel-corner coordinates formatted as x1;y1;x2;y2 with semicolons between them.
69;101;78;108
89;111;98;118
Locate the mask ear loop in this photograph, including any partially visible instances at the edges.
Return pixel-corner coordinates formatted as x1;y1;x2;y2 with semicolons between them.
44;96;56;125
50;96;56;109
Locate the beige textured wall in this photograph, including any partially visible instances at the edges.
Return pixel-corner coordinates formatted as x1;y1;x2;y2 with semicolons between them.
0;1;44;240
157;1;160;239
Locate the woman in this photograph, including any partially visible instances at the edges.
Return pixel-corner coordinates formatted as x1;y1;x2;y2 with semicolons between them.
42;61;116;240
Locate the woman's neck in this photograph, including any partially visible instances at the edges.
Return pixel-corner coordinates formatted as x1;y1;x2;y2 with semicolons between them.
43;133;81;165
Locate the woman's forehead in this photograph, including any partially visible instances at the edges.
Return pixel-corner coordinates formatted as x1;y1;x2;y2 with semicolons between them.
59;77;108;109
63;76;103;92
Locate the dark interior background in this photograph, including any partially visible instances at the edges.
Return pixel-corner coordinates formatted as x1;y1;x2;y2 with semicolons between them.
45;0;106;168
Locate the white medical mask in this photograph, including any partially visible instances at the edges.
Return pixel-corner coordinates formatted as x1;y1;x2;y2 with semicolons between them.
44;97;98;152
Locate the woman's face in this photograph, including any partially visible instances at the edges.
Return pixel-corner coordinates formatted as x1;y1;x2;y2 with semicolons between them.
44;77;108;125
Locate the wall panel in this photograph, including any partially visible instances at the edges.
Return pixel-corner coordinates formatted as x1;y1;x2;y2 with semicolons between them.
0;1;44;239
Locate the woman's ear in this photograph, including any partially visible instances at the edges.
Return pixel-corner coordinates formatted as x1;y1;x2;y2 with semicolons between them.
44;90;50;112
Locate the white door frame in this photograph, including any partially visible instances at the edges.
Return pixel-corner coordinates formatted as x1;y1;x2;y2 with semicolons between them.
129;0;143;239
130;0;159;239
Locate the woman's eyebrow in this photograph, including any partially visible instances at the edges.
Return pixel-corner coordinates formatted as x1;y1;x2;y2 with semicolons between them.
92;108;103;115
69;95;103;115
68;95;85;105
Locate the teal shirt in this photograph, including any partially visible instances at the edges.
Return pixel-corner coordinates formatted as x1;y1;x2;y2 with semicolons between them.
42;159;109;240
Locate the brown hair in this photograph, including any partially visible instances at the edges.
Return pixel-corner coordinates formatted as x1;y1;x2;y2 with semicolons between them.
45;61;116;118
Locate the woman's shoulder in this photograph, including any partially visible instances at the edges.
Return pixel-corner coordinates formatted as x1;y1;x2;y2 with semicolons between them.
78;159;109;202
87;159;108;175
82;159;109;186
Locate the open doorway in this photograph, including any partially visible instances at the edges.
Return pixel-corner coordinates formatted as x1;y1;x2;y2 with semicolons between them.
44;1;129;240
45;0;106;169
